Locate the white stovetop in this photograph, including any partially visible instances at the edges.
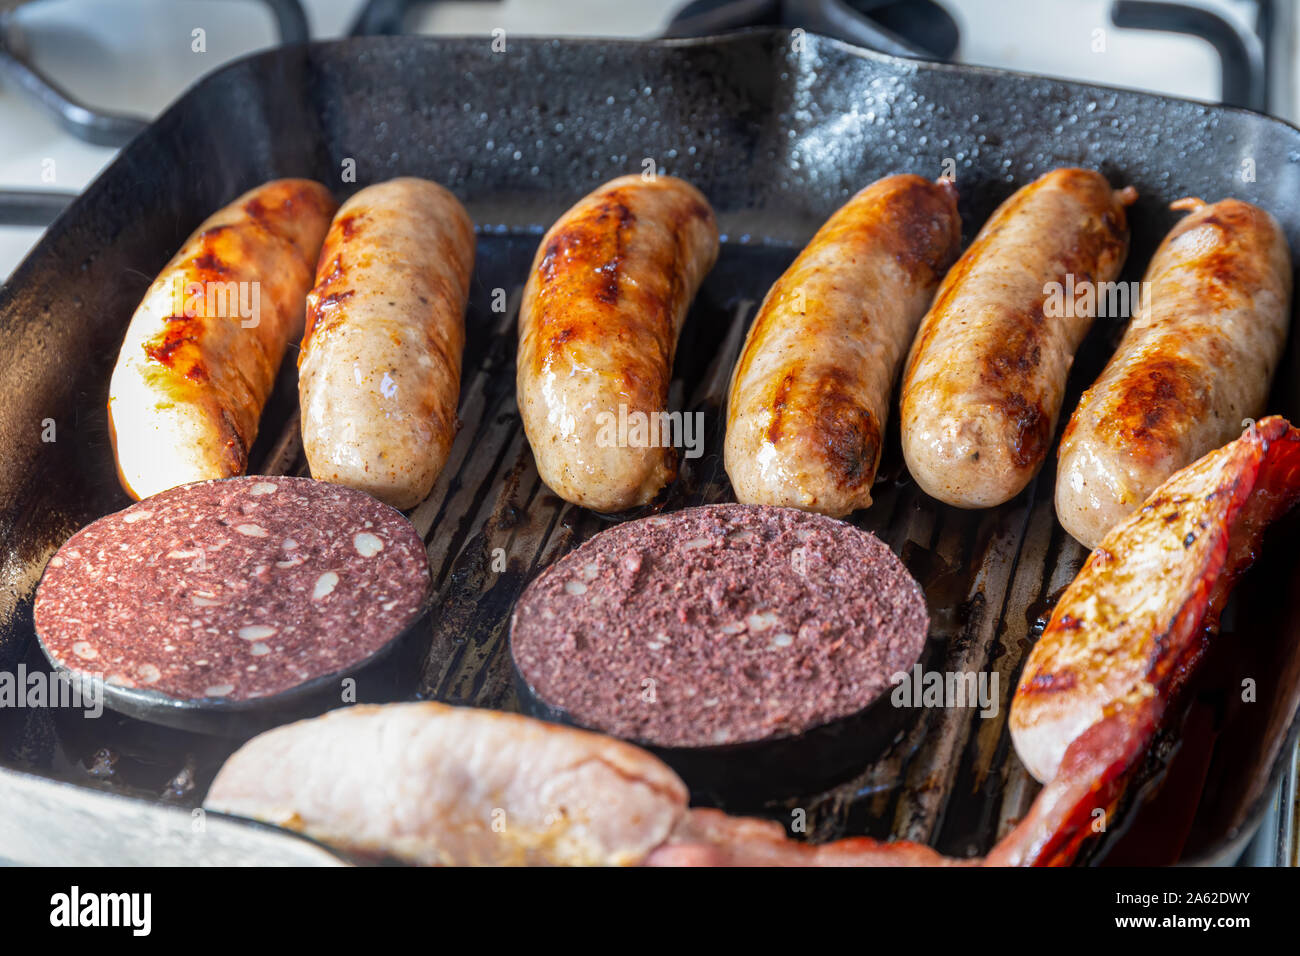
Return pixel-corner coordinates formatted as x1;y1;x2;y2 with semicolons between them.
0;0;1280;279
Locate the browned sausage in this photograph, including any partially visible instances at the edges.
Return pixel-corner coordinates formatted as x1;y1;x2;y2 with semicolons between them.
724;174;962;516
298;178;475;509
108;179;337;499
516;174;719;512
899;168;1136;508
1055;197;1292;548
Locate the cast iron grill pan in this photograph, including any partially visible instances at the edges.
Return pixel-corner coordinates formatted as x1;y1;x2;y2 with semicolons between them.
1;30;1299;863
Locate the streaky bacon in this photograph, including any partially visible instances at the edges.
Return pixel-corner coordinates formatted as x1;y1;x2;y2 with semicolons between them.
993;416;1300;866
644;809;971;867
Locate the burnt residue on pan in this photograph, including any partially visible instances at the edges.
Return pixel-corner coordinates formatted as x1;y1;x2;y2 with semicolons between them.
2;32;1300;863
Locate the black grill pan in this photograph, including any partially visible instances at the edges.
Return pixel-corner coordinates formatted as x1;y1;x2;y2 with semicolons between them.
1;29;1299;864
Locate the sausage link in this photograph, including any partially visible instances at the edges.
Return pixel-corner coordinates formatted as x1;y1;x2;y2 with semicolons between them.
108;179;337;499
899;168;1136;508
1055;197;1292;548
517;174;719;513
724;174;961;516
298;178;475;510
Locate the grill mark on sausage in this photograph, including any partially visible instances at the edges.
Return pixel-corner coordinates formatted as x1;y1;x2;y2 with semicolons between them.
303;253;349;350
315;290;355;311
191;251;232;275
592;198;633;305
869;175;963;280
142;297;263;471
974;294;1052;469
538;195;634;306
195;223;236;243
1054;210;1130;289
143;331;197;370
538;233;575;283
242;181;340;253
764;365;881;491
994;392;1050;470
810;380;881;488
980;304;1046;381
301;209;370;351
1180;208;1269;309
303;289;356;347
531;185;692;390
217;405;250;474
765;369;797;445
336;213;365;240
215;361;263;447
1105;354;1209;460
183;229;248;291
143;321;209;384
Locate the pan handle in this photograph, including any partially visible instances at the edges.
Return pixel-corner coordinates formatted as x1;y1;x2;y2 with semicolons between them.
662;0;940;59
782;0;931;58
0;18;148;148
0;189;74;227
257;0;310;45
0;0;309;148
1111;0;1267;112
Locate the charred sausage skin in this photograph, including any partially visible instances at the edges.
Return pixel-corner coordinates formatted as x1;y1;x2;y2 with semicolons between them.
108;179;337;500
299;178;475;510
517;174;719;513
899;168;1136;508
724;174;962;517
1055;197;1292;548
